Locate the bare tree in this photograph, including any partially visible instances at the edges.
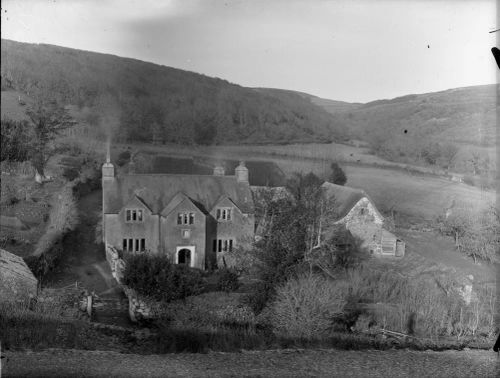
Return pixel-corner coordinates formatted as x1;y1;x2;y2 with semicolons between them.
26;98;74;179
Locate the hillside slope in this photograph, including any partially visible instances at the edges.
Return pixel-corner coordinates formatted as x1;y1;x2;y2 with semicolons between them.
0;39;346;145
329;85;497;147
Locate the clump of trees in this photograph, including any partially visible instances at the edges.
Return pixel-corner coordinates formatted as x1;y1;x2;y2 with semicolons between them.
1;96;73;180
437;205;500;264
246;171;367;312
123;254;204;302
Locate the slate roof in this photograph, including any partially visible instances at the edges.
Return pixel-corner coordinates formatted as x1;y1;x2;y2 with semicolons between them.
104;174;254;215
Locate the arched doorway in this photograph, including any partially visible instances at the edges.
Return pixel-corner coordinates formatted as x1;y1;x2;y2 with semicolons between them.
177;248;192;266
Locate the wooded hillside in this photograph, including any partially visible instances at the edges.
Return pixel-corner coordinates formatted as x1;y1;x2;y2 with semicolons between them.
1;39;347;145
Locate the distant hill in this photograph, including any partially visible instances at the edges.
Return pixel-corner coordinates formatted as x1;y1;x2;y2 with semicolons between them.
0;39;347;145
254;88;362;114
326;85;497;147
258;85;497;147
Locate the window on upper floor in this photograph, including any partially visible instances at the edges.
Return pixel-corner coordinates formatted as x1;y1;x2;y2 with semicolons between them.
126;209;143;223
216;207;232;221
177;212;195;225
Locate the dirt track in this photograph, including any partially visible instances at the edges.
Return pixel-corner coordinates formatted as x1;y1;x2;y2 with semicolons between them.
2;348;498;377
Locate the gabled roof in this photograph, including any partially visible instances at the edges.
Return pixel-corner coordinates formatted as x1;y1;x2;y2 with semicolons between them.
212;195;242;212
104;174;254;215
123;194;153;213
322;182;377;219
160;192;205;216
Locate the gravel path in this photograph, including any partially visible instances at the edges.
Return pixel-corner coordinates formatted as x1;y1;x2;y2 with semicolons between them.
2;348;498;377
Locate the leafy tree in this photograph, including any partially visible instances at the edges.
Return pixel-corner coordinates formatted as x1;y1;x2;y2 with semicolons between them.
329;162;347;185
26;99;74;176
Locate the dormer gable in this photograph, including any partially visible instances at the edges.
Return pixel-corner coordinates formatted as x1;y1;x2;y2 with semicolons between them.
119;195;152;223
160;192;205;217
210;195;243;221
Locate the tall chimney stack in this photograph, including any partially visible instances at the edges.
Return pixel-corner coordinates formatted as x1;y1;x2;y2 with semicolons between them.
102;143;114;179
235;161;248;183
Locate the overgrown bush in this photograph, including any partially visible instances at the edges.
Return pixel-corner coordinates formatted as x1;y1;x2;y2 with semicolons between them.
0;299;86;350
270;274;347;339
342;265;496;338
216;268;240;293
123;253;203;302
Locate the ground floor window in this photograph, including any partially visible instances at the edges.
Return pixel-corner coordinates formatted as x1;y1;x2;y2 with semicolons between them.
123;238;146;252
213;238;234;253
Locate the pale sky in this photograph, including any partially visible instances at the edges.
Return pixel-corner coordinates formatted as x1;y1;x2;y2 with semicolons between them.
1;0;497;102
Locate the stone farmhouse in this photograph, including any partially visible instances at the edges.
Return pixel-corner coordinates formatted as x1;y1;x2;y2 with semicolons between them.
322;182;405;257
102;157;255;270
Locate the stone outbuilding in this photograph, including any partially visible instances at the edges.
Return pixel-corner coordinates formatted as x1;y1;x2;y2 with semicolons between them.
322;182;405;257
0;248;38;301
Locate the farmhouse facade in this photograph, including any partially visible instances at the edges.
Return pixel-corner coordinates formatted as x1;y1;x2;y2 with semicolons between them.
322;182;405;257
102;158;255;270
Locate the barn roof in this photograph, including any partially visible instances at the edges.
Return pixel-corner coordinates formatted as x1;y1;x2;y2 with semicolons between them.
251;182;381;221
321;182;374;219
104;174;254;215
0;248;38;289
